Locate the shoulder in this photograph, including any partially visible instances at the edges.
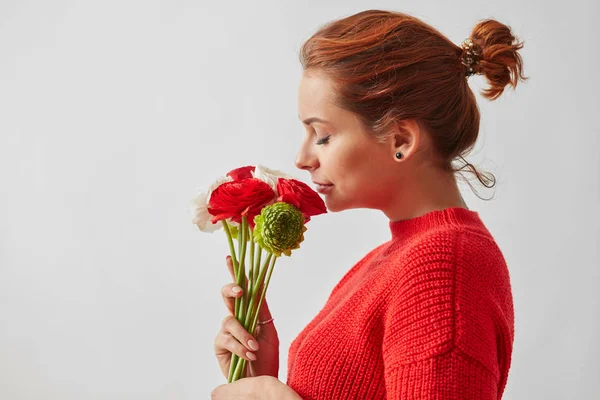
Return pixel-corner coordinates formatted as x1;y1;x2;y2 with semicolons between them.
328;240;391;300
382;226;511;377
386;225;508;287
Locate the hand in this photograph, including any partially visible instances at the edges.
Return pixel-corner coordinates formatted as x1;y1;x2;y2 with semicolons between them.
211;376;303;400
214;255;280;379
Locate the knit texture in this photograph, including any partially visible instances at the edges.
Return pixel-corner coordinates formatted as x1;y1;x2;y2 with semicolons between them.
286;207;514;399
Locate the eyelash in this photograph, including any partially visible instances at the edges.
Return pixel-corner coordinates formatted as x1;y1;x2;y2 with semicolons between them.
316;134;331;145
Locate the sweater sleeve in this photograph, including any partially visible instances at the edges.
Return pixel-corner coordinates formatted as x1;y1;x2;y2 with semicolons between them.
383;347;499;399
381;242;502;399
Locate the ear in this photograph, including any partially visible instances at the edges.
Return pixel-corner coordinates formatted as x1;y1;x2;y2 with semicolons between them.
388;119;421;161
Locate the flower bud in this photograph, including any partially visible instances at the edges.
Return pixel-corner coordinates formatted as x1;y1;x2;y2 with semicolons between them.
253;202;307;257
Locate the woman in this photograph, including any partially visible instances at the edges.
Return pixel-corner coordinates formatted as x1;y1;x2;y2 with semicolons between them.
212;9;526;400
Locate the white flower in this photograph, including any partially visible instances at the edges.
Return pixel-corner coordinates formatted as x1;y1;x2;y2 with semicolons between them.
190;175;233;233
252;164;295;196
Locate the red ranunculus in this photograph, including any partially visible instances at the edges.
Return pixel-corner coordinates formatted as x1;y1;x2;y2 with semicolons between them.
226;166;255;181
276;178;327;222
208;178;275;228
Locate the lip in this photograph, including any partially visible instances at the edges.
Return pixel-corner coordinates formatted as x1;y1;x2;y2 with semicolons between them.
312;181;333;186
315;183;334;194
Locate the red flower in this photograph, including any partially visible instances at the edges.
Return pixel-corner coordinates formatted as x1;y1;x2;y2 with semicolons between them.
208;178;275;228
226;166;255;181
276;178;327;222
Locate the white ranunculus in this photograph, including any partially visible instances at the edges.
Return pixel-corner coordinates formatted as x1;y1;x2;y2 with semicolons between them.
252;164;295;196
190;175;233;233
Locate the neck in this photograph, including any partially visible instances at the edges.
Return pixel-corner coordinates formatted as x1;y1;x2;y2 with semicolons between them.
383;167;468;223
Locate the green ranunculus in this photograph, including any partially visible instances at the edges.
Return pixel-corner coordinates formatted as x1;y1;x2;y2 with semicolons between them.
253;202;307;257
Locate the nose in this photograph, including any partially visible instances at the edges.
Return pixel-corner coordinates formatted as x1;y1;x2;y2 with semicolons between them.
294;138;319;172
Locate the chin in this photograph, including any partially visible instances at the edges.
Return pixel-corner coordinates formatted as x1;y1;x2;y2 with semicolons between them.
323;197;348;213
325;204;340;212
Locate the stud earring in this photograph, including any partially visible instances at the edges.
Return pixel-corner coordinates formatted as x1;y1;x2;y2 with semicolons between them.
396;152;403;159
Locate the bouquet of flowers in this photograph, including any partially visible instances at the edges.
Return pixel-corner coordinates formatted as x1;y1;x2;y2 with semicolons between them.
190;164;327;382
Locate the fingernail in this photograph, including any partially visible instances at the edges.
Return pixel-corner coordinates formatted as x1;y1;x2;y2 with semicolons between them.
232;286;242;294
246;351;257;361
248;339;259;351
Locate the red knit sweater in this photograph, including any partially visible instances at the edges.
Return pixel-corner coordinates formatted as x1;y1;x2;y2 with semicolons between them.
286;207;514;399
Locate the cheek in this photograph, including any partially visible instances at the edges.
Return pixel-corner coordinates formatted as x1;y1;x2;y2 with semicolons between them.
352;151;392;189
329;143;361;177
335;145;374;186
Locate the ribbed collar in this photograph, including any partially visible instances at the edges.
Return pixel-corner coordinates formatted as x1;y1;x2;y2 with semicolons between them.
389;207;482;241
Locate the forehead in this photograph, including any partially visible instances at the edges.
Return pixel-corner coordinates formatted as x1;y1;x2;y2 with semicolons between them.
297;71;336;118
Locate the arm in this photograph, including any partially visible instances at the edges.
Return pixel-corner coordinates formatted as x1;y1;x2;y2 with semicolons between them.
211;376;302;400
381;254;503;399
384;349;500;399
266;376;303;400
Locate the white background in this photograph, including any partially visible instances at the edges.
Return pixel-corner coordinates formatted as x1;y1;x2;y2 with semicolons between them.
1;0;598;399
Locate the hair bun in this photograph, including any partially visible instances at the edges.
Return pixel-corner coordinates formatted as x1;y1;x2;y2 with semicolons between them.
468;19;529;100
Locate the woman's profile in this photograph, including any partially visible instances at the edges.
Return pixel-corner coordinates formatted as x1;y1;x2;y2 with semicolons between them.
212;9;527;399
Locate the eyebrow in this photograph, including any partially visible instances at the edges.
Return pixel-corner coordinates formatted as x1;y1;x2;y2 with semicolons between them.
298;115;330;126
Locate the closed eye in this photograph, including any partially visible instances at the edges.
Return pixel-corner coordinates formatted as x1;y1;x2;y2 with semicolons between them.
316;134;331;145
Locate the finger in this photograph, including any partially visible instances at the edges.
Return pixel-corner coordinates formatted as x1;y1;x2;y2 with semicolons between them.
226;255;250;288
221;283;243;315
214;331;257;362
224;255;272;324
226;256;235;281
221;315;260;352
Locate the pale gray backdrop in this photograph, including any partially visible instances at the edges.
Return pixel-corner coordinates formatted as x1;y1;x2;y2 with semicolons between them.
1;0;598;399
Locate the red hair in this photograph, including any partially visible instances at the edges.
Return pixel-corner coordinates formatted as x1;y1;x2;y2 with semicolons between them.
299;10;528;198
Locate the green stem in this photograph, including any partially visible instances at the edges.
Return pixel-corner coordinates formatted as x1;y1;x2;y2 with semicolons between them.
230;252;273;382
254;246;262;285
234;219;246;337
234;221;242;318
233;253;277;382
250;254;277;337
246;223;254;313
243;252;273;330
232;350;246;381
228;355;238;383
222;220;241;384
228;218;249;383
221;220;238;272
234;216;249;322
230;215;252;383
230;251;274;382
240;216;249;318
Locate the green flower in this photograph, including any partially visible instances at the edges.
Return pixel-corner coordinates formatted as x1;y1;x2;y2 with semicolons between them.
253;202;307;257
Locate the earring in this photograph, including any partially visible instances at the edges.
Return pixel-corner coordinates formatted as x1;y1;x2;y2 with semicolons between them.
396;152;403;159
